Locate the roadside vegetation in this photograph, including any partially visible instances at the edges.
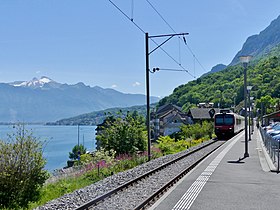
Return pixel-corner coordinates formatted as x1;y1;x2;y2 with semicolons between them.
8;112;212;210
0;125;49;210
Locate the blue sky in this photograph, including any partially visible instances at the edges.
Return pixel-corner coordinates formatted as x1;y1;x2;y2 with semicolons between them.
0;0;279;97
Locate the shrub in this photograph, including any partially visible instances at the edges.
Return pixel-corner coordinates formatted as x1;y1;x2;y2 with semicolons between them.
156;136;189;155
180;121;214;140
0;125;49;209
92;148;116;164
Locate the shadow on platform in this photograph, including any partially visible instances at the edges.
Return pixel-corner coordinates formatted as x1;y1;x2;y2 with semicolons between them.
227;156;248;164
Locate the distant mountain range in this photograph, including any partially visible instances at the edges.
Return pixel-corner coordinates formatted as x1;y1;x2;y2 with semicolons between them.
47;104;157;126
0;77;159;122
206;14;280;75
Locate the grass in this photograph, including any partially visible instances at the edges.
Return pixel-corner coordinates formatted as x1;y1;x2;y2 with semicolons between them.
27;151;156;209
27;137;209;209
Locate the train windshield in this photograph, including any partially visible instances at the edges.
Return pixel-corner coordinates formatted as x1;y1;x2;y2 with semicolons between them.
215;114;234;125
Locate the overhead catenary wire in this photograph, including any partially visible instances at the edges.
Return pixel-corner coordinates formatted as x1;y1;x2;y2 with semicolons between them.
145;0;207;74
151;68;190;74
108;0;145;34
178;37;181;66
108;0;195;78
131;0;134;21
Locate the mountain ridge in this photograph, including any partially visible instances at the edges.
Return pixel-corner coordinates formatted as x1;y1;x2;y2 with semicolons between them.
0;77;159;122
205;15;280;75
158;44;280;113
230;15;280;66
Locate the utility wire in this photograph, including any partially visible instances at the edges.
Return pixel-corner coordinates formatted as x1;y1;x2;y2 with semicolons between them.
131;0;134;21
108;0;145;34
152;68;190;73
150;39;194;77
145;0;207;74
108;0;195;78
145;0;176;32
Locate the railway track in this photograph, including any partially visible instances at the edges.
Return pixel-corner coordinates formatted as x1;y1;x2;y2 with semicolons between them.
74;140;225;210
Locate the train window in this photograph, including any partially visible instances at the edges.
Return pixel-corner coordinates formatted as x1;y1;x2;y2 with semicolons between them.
237;119;241;125
224;115;234;125
215;114;234;125
215;115;224;125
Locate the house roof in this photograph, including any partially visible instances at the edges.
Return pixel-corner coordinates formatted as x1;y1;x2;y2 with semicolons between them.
159;108;187;119
188;108;220;120
156;104;182;117
162;111;188;126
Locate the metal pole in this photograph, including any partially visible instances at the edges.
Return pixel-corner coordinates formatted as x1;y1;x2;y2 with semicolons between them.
248;91;251;141
145;33;151;161
252;101;254;133
277;141;280;173
244;63;249;158
261;102;264;126
78;124;80;147
144;32;188;161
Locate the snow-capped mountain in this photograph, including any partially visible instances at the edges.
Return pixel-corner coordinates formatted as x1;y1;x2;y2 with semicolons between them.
0;77;159;122
10;76;61;89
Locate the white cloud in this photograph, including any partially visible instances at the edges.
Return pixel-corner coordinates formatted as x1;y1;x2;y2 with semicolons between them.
111;84;117;88
132;82;141;87
36;70;41;74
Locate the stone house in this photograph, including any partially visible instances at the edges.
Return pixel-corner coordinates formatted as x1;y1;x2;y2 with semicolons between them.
151;104;190;139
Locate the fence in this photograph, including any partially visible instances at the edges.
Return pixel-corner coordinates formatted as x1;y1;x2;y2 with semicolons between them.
260;126;280;173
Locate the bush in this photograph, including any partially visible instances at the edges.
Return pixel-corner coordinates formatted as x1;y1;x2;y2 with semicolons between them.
156;136;190;155
92;148;116;164
0;125;49;209
180;121;214;140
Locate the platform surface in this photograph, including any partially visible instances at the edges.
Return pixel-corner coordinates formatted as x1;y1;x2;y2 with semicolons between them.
149;127;280;210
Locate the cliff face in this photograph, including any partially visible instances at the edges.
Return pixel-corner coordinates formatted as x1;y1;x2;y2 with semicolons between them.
230;15;280;66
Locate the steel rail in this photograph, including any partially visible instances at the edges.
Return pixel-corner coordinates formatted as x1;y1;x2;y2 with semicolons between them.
75;140;222;210
134;140;224;209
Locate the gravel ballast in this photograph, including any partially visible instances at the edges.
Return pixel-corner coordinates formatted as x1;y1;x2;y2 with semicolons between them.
35;140;223;210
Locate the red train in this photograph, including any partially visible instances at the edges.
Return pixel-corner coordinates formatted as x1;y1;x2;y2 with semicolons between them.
214;110;244;139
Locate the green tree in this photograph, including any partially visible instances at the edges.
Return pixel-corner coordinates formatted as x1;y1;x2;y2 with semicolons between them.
0;125;49;209
256;95;276;114
69;144;87;160
96;112;147;155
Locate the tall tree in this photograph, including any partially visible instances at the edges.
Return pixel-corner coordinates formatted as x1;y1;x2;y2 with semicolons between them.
69;144;87;160
96;112;147;155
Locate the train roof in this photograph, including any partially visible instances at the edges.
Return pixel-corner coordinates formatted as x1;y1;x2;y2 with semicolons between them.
215;112;235;116
214;112;244;118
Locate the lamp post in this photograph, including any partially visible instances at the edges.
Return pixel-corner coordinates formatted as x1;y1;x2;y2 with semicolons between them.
240;55;252;158
250;97;254;134
247;86;253;141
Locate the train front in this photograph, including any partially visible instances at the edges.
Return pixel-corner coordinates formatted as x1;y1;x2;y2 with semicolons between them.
214;113;235;139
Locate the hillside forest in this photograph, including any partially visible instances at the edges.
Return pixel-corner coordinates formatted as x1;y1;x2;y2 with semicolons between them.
159;45;280;116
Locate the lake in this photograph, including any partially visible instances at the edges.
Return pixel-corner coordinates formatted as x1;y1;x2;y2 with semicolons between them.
0;125;97;172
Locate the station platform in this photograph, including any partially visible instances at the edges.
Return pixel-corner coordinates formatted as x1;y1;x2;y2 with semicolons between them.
149;127;280;210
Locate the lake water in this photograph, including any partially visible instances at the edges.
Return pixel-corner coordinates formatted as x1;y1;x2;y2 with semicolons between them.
0;125;97;172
